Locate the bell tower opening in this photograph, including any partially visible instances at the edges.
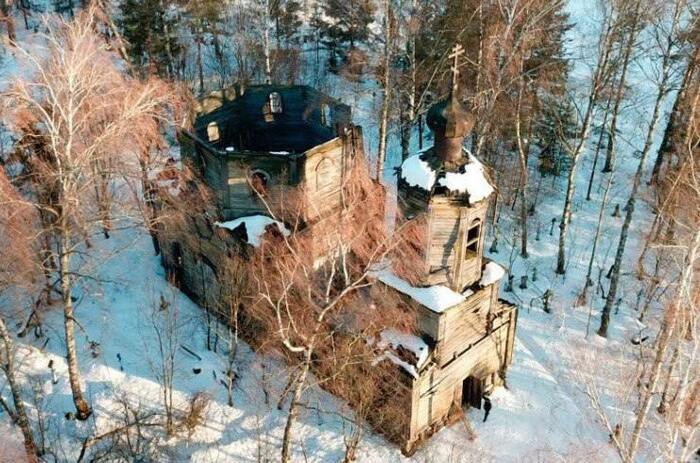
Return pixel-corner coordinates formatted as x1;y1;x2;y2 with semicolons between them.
466;219;481;255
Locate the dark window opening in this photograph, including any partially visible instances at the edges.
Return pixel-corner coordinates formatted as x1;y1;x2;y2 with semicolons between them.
207;122;220;142
250;170;269;197
466;220;481;254
320;103;331;127
269;92;283;114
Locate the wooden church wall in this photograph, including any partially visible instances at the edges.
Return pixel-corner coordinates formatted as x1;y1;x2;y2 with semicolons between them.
409;308;515;442
435;285;495;367
302;137;345;223
425;198;488;289
225;155;292;221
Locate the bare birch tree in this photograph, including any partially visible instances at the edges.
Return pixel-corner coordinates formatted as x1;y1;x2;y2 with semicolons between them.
375;0;394;180
555;0;620;274
0;170;39;461
1;8;178;419
600;0;644;174
598;0;683;337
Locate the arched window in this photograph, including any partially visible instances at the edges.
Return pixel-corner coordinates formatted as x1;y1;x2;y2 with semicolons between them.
250;170;270;197
314;157;331;191
207;122;220;142
269;92;283;114
466;218;481;254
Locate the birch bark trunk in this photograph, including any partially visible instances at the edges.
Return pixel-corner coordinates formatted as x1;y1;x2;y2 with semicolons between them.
598;6;676;336
556;9;617;274
601;0;642;173
60;228;92;420
627;228;700;460
0;315;39;460
376;0;392;180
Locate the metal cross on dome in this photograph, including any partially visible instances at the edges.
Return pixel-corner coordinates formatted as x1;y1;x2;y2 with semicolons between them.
449;43;465;94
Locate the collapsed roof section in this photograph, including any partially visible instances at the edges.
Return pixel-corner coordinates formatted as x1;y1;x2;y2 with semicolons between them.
191;85;352;155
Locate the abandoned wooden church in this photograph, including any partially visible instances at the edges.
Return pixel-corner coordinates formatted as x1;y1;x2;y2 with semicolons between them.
157;78;517;454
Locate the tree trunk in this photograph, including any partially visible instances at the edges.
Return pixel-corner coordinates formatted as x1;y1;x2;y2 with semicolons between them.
0;315;40;460
158;0;177;79
586;96;612;200
581;166;614;329
60;232;91;420
196;30;204;95
598;12;674;336
376;0;392;181
556;9;617;274
515;77;529;258
280;351;312;463
650;44;700;184
556;150;581;274
601;0;642;174
227;302;238;407
657;342;679;414
627;229;700;460
94;0;130;63
263;0;272;85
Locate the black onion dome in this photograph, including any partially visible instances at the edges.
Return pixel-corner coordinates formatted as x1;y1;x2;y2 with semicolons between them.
426;93;475;139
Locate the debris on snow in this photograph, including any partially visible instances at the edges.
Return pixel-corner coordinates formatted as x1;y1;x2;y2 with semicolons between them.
215;215;290;247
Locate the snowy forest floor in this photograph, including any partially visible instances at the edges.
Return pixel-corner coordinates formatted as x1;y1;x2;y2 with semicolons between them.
0;1;674;462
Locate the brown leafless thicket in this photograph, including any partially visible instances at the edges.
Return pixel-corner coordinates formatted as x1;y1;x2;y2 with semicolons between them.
238;156;421;462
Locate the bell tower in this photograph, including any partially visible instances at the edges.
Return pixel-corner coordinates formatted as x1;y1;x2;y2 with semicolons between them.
397;44;494;292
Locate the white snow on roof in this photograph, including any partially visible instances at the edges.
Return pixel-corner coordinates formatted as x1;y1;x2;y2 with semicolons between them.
400;149;494;203
372;351;419;379
378;329;429;370
215;215;290;247
370;264;464;313
480;261;506;287
437;153;494;203
400;154;436;191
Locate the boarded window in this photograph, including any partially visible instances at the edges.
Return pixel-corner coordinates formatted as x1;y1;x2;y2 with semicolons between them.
250;170;269;197
269;92;283;113
466;219;481;254
207;122;220;142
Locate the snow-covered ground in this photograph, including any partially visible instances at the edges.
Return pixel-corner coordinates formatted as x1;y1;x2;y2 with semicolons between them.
0;1;679;461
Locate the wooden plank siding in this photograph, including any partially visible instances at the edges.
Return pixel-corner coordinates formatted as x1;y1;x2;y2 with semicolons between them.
439;286;496;365
301;137;345;223
225;154;293;221
425;198;488;290
408;305;516;443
